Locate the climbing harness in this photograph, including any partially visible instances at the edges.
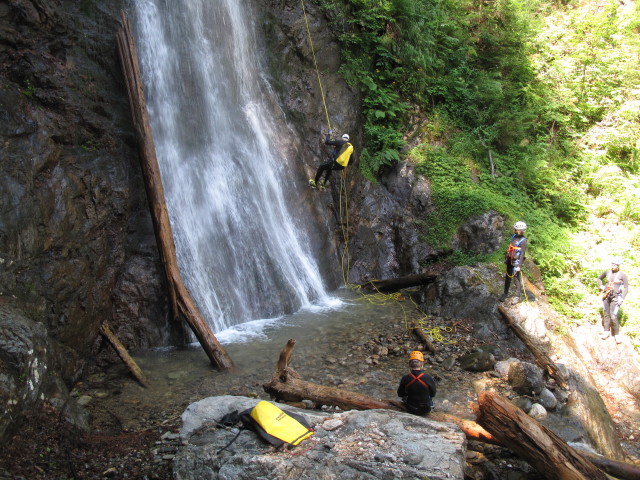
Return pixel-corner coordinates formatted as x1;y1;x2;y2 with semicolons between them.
406;372;429;389
506;234;525;267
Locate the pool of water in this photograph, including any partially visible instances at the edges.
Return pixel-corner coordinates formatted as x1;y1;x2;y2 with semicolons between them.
80;288;594;451
84;289;428;429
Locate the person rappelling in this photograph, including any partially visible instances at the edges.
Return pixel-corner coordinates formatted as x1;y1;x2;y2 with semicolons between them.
499;221;528;303
309;130;354;191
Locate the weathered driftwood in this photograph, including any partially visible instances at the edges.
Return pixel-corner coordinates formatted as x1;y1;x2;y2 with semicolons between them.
497;305;566;387
359;273;437;293
411;322;437;354
580;452;640;480
116;12;233;371
263;339;396;411
476;391;609;480
263;339;499;446
429;411;500;445
266;342;639;479
100;322;149;388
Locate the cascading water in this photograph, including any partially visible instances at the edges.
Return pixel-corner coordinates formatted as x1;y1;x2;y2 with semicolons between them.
131;0;332;333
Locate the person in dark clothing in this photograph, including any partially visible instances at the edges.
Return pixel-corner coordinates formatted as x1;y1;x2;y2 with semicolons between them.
499;221;528;303
397;350;436;415
597;258;629;344
309;131;354;190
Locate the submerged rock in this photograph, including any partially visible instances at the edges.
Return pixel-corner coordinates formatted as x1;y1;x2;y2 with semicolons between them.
458;351;496;372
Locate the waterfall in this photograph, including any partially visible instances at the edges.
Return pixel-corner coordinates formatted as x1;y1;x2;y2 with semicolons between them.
131;0;330;332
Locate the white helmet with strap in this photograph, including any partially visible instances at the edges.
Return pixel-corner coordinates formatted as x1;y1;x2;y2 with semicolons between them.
342;134;350;141
513;221;527;232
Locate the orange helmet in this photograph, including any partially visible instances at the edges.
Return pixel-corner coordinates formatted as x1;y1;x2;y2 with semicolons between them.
409;350;424;362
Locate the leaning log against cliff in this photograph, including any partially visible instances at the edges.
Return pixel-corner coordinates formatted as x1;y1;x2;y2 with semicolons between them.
476;391;609;480
116;12;233;371
497;305;566;387
100;322;150;388
359;273;437;293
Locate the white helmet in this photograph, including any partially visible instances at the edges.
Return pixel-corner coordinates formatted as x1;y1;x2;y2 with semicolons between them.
513;221;527;232
611;257;623;266
342;134;350;141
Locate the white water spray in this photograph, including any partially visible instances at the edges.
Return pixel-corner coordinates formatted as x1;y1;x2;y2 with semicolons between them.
131;0;329;332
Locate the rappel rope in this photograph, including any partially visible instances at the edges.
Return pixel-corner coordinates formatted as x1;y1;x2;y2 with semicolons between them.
301;0;331;132
300;0;453;345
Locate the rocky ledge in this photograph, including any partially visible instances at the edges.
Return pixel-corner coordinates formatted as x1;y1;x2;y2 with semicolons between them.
173;395;466;480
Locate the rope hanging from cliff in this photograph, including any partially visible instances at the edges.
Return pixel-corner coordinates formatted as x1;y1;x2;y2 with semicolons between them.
301;0;332;131
339;171;351;286
299;1;438;337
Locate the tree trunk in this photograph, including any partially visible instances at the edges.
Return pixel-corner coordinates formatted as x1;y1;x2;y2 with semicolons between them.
580;452;640;480
263;339;397;410
100;322;149;388
116;12;233;371
476;391;609;479
498;305;566;386
429;411;500;445
359;273;437;293
411;322;437;354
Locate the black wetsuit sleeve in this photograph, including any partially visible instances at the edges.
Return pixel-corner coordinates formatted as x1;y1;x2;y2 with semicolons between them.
597;270;608;289
397;375;408;397
325;134;346;147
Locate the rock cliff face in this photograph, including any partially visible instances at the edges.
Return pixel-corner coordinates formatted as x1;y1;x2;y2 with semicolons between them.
0;1;174;437
0;0;505;439
0;1;175;362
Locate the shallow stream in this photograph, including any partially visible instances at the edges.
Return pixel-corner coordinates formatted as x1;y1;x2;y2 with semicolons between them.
80;289;588;452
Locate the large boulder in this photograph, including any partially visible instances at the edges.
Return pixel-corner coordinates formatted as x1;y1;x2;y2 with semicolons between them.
173;395;466;480
508;361;545;396
0;306;88;441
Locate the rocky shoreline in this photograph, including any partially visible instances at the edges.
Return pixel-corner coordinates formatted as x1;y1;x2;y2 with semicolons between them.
4;266;639;479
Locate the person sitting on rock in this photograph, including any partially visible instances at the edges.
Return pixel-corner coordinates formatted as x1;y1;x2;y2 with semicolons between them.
597;257;629;344
309;131;354;190
397;350;436;415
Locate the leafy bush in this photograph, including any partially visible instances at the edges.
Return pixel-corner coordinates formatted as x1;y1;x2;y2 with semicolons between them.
321;0;640;350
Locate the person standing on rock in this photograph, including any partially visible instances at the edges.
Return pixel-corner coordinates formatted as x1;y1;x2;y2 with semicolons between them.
309;131;354;191
597;258;629;344
397;351;436;415
499;221;528;303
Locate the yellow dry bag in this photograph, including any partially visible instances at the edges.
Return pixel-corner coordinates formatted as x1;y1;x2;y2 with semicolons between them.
241;401;314;447
335;143;354;167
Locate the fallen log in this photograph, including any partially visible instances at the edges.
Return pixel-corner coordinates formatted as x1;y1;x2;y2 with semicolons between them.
100;322;149;388
266;342;640;479
263;339;397;411
580;452;640;480
429;411;500;446
359;273;437;293
411;322;437;354
116;12;233;371
263;339;499;446
498;305;566;387
476;391;609;479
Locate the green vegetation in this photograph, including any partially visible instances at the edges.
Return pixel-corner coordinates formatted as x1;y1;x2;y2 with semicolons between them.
320;0;640;349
